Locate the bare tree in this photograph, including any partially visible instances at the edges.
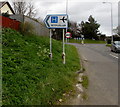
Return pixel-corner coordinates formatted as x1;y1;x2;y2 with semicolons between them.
27;2;37;18
13;0;27;15
13;0;37;18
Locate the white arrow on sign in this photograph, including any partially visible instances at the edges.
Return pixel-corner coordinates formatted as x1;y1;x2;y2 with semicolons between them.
44;14;68;29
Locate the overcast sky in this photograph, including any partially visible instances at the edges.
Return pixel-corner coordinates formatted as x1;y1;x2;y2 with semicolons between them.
5;0;120;36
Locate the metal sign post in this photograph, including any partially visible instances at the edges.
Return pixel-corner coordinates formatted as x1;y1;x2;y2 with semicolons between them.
66;29;68;43
62;29;65;64
49;29;52;60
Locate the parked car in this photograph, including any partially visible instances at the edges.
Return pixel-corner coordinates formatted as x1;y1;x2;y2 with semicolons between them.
111;41;120;53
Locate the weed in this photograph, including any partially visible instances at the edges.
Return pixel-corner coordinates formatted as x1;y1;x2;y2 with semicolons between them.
81;76;89;89
82;68;85;72
82;92;88;100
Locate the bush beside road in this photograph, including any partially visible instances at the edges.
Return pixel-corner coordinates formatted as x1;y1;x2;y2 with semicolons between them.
2;28;80;105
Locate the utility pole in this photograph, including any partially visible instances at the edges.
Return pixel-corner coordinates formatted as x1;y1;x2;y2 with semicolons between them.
66;0;68;43
103;2;113;43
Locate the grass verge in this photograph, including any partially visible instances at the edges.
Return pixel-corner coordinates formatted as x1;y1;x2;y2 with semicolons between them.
106;44;111;47
2;28;80;105
69;39;106;44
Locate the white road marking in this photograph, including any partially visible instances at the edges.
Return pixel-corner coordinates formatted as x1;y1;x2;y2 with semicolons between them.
110;54;118;59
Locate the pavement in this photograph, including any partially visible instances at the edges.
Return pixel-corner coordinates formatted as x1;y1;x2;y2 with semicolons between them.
64;43;118;105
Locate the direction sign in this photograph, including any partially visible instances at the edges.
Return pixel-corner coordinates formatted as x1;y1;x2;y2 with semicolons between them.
44;14;68;29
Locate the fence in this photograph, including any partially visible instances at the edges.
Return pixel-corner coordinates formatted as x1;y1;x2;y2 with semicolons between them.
24;16;49;36
10;15;49;36
0;16;20;31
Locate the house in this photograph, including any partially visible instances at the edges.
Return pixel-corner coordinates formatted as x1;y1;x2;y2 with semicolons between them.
0;2;15;15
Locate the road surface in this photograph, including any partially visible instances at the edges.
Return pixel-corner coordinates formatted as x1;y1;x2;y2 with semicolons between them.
65;43;118;105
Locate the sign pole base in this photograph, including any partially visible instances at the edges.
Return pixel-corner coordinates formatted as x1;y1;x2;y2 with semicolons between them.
49;53;52;60
62;52;65;64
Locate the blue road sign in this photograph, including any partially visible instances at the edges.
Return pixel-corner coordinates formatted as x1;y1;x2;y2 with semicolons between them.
44;14;68;29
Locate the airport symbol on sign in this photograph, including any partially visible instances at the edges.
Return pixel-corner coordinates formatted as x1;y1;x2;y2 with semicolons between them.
44;14;68;29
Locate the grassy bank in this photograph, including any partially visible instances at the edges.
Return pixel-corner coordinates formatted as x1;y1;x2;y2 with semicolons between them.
2;28;80;105
69;39;106;44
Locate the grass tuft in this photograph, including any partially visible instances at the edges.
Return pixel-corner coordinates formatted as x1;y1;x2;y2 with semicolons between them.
81;76;89;89
82;92;88;100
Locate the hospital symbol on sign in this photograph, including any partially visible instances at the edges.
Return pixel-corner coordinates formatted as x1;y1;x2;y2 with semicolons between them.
51;16;58;23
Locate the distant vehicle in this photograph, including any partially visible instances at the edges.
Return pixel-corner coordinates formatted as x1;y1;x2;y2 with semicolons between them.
111;41;120;53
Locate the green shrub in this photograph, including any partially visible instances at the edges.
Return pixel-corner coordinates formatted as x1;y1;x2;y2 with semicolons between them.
20;21;35;35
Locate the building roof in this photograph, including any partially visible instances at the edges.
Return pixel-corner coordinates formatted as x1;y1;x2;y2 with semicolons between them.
0;2;15;14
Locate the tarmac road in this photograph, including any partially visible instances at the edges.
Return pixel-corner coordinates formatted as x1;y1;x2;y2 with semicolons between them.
66;43;118;105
